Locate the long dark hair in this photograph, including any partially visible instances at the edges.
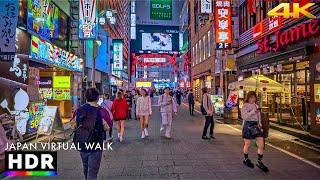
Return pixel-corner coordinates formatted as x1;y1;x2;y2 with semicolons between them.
245;91;257;103
140;88;148;96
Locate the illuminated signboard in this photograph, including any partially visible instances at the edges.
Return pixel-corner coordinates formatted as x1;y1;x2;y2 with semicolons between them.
253;22;263;39
136;82;152;88
112;40;124;72
200;0;213;14
269;16;282;31
143;58;166;63
53;76;70;88
150;0;172;20
30;35;83;72
215;0;232;49
79;0;97;39
53;88;71;100
27;0;59;40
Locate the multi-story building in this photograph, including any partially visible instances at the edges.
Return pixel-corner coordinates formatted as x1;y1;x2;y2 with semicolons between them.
235;0;320;136
189;0;216;100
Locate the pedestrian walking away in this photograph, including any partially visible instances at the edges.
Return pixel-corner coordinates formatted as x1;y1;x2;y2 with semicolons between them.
101;93;114;141
136;88;152;139
201;87;215;140
187;89;195;116
159;87;177;139
111;91;129;142
241;91;269;172
73;88;106;180
131;89;139;120
125;91;133;120
175;88;182;106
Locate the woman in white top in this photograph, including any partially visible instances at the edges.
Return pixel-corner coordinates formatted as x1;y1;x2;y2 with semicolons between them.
136;89;152;139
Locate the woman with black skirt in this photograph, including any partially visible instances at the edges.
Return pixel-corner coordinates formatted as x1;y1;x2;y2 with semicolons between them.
241;91;269;172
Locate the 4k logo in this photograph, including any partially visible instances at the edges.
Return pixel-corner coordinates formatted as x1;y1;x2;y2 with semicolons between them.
268;3;316;19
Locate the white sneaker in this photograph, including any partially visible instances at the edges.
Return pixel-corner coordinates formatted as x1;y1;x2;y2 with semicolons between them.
144;128;149;137
160;126;164;133
119;136;123;142
117;133;120;138
141;131;145;139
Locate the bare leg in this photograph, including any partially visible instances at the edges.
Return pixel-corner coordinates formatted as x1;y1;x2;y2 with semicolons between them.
120;120;125;137
140;116;145;131
243;139;251;154
144;116;149;129
256;137;264;155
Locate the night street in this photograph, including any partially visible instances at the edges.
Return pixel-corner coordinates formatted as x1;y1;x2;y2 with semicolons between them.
7;102;320;180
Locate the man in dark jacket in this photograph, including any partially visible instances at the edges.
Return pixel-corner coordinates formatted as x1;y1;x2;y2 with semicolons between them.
187;89;195;115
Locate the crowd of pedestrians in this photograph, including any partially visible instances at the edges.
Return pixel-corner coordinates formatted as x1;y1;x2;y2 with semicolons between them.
73;86;269;179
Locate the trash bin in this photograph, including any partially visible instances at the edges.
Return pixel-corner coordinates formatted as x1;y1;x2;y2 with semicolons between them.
261;112;269;138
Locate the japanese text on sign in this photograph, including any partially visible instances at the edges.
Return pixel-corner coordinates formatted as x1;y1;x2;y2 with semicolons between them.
79;0;97;39
215;0;232;49
0;0;19;61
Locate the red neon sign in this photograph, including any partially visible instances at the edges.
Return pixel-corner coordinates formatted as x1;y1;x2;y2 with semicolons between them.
257;19;319;54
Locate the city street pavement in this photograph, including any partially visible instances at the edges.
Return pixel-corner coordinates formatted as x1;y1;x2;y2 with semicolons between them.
7;101;320;180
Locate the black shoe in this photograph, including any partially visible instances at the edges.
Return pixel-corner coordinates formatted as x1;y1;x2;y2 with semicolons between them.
202;136;210;140
243;159;254;168
256;161;269;172
210;135;215;139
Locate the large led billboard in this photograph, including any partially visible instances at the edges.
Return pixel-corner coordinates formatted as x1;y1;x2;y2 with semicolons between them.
142;33;172;51
131;25;179;54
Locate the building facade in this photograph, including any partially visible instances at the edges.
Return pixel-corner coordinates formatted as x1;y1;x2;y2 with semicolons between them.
235;0;320;136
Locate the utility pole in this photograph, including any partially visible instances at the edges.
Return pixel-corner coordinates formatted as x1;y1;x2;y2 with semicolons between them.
91;39;101;87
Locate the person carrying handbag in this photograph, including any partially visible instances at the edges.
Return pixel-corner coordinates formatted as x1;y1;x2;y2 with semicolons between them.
201;87;215;140
241;91;269;172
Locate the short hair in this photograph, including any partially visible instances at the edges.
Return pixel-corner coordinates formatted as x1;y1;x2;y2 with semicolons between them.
164;87;170;90
245;91;257;103
104;93;110;99
117;91;123;99
85;88;100;102
202;87;208;93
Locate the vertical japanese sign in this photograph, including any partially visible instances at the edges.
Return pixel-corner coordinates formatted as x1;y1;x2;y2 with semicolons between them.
112;40;124;75
201;0;213;14
0;0;19;61
150;0;172;20
79;0;97;39
215;0;232;49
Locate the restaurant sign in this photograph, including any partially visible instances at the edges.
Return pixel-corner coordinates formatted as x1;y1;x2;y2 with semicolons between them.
31;35;83;72
257;19;319;54
215;0;232;49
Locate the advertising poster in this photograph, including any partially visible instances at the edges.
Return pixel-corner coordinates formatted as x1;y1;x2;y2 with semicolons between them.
314;84;320;103
53;89;71;100
112;40;124;72
210;95;224;114
39;88;53;100
0;0;19;61
27;102;45;134
316;107;320;124
215;0;232;49
315;62;320;81
226;91;238;108
38;106;57;134
150;0;172;20
79;0;97;39
27;0;59;40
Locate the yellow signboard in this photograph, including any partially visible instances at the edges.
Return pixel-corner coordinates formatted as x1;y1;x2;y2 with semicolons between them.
53;76;70;88
136;82;152;88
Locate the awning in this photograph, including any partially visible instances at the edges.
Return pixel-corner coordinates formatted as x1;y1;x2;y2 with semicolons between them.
228;75;283;93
